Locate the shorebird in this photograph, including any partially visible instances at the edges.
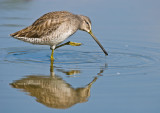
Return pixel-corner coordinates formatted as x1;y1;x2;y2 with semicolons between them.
10;11;108;61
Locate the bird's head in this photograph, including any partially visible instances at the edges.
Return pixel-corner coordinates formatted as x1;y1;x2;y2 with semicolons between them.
78;15;92;33
78;15;108;56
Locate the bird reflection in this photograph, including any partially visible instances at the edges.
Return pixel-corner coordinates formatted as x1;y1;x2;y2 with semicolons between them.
10;61;106;109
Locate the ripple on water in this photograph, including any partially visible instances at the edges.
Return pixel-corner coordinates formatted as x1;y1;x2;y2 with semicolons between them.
0;47;103;64
0;46;158;71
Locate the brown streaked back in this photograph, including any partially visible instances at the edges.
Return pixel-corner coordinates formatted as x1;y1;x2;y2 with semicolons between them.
10;11;76;38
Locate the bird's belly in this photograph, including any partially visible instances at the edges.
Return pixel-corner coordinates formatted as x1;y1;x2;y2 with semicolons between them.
14;26;75;46
49;29;73;45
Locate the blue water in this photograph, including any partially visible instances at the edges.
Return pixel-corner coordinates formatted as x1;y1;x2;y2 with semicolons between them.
0;0;160;113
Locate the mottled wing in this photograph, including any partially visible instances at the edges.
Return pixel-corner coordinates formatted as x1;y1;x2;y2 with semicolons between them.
10;14;64;38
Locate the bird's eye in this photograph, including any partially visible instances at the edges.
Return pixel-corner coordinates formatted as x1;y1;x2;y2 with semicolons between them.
85;21;89;25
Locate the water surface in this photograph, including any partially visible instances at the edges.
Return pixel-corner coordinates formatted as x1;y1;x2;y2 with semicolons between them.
0;0;160;113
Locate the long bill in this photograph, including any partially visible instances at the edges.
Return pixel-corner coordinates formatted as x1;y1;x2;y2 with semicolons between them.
89;31;108;56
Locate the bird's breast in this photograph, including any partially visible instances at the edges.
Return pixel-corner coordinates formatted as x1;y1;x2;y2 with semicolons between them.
49;26;76;45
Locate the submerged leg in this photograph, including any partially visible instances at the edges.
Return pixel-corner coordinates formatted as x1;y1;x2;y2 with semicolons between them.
55;41;82;49
51;49;54;61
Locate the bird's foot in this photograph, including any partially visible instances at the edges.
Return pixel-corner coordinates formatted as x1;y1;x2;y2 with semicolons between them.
68;41;82;46
55;41;82;50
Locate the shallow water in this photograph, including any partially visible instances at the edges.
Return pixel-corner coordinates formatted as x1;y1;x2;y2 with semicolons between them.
0;0;160;113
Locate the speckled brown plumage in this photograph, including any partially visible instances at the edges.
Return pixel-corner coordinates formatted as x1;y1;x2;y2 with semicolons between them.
10;11;92;48
11;11;77;38
10;11;108;60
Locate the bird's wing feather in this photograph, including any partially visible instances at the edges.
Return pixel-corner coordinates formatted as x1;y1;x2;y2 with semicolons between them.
10;19;63;38
10;12;71;38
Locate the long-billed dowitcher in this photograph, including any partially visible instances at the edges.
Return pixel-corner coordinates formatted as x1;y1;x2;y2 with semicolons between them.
10;11;108;61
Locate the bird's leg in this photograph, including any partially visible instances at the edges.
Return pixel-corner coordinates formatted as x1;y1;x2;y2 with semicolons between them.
50;58;54;72
50;49;54;61
55;41;82;49
68;41;82;46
